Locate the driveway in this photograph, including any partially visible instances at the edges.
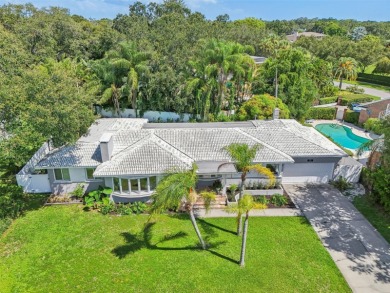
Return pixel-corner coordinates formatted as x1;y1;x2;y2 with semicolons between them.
333;81;390;100
284;184;390;293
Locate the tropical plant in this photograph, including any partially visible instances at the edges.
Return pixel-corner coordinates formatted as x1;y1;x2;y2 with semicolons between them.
131;201;148;214
84;186;113;209
70;183;84;199
226;194;266;267
224;143;275;235
331;177;352;192
334;57;358;89
150;163;216;249
270;194;288;207
256;195;269;205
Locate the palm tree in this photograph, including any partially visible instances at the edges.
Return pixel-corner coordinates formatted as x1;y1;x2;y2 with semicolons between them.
226;194;266;267
107;42;151;117
334;57;358;89
150;164;216;250
189;39;255;118
357;137;384;170
224;143;275;235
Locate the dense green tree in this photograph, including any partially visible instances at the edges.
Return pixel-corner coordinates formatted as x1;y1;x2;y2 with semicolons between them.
255;48;319;120
236;94;290;120
374;57;390;75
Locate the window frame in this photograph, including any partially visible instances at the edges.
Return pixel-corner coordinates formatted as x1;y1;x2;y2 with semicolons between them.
54;168;71;181
112;176;158;195
85;168;96;180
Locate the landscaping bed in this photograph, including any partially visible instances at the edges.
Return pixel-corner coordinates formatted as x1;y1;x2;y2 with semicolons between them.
0;205;350;292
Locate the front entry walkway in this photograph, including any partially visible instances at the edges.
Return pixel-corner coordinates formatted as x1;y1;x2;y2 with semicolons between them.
284;184;390;293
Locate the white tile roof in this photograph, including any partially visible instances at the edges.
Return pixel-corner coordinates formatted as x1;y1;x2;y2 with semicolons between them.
36;118;346;175
36;142;101;168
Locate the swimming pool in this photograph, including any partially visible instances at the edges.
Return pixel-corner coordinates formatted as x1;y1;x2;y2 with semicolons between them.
315;123;370;150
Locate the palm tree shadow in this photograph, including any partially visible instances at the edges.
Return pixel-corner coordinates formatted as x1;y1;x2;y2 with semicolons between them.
111;222;238;264
197;218;237;236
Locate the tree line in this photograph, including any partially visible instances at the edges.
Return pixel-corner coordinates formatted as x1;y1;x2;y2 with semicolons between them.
1;1;390;173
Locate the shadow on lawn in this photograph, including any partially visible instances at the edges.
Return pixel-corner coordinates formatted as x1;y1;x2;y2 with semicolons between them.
112;222;238;264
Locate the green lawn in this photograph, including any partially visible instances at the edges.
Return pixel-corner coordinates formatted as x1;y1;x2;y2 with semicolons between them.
0;206;350;293
353;196;390;243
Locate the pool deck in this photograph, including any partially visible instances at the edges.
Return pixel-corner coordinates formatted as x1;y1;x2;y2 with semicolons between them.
309;120;380;160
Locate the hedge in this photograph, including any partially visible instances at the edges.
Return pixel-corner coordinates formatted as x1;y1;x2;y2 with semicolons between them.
306;107;336;120
363;118;384;135
339;94;380;107
319;96;337;105
357;73;390;87
343;110;360;124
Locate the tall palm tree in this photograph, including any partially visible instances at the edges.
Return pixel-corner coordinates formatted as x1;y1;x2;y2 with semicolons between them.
189;39;255;118
334;57;358;89
150;164;216;250
224;143;275;235
108;42;151;117
226;194;266;267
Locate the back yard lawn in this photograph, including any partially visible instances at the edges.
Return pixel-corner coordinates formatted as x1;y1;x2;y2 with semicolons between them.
0;205;350;293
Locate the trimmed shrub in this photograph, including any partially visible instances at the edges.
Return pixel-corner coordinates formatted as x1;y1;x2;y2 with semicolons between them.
357;73;390;87
339;94;380;107
319;96;337;105
306;107;336;120
343;110;360;124
364;118;384;135
345;85;365;94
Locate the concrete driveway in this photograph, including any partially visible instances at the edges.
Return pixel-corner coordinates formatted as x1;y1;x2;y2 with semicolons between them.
333;81;390;100
284;184;390;293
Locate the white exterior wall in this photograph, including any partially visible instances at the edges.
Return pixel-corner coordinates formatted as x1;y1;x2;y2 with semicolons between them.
17;174;51;193
69;168;87;182
100;108;198;122
282;163;335;183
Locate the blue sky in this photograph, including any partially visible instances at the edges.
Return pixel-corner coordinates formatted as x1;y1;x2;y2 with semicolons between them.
2;0;389;21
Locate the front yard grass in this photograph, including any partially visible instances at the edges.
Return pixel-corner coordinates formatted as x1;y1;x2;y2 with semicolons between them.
353;196;390;243
0;205;350;292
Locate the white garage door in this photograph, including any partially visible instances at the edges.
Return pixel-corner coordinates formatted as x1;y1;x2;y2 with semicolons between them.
282;163;335;184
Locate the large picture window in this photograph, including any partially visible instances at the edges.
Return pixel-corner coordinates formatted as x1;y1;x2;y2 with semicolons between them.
54;168;70;181
112;177;158;195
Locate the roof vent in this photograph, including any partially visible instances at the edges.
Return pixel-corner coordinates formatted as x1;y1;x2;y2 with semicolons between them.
273;108;280;120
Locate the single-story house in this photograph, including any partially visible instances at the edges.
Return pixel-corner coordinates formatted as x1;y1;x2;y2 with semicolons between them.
286;32;327;42
17;117;347;202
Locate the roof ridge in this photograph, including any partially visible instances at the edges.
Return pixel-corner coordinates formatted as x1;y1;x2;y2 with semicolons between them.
151;133;194;166
234;128;294;162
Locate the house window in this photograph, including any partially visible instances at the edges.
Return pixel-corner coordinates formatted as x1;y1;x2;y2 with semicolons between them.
149;177;157;190
54;168;70;181
86;168;95;180
140;178;148;191
113;177;157;194
121;178;129;193
113;178;120;192
130;179;139;193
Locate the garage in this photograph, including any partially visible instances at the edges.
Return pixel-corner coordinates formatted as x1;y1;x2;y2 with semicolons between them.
281;162;335;184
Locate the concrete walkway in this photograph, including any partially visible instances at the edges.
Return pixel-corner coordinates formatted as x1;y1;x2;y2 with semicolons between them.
333;81;390;100
195;207;301;218
284;184;390;293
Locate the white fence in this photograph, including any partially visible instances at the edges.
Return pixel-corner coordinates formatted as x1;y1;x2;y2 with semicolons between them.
99;107;196;122
16;141;52;193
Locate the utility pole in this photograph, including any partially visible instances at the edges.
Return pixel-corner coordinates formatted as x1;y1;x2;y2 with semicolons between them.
275;67;278;98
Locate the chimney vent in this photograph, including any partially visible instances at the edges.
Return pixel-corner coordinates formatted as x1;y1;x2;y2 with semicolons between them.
273;108;280;120
99;133;114;162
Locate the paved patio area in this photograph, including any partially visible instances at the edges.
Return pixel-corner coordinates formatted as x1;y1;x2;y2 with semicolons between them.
284;183;390;293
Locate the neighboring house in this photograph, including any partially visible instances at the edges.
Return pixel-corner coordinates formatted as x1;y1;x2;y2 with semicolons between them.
358;99;390;124
286;32;327;42
250;56;267;65
18;117;347;202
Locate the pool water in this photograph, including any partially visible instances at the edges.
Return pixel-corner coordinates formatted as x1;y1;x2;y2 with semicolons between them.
315;123;370;150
